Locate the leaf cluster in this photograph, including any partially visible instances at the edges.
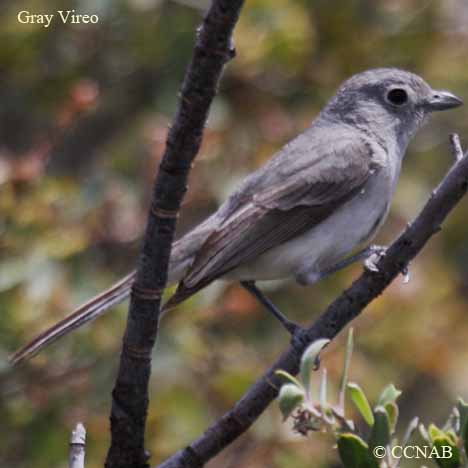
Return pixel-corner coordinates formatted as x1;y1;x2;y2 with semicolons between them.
277;330;468;468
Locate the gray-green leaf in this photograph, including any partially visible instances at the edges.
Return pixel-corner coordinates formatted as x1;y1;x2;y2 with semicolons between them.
457;398;468;455
348;382;375;426
432;436;461;468
368;406;391;453
275;369;303;388
337;433;379;468
384;401;399;434
339;328;354;409
377;384;402;407
278;383;305;420
402;417;419;447
300;338;330;392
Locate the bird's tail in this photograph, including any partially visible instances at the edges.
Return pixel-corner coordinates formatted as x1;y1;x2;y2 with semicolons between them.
9;213;218;366
9;272;136;366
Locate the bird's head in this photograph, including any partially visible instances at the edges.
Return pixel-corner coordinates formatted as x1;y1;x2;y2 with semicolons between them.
322;68;463;149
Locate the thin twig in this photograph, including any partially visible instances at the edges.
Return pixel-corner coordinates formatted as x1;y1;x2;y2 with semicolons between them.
69;423;86;468
157;135;468;467
450;133;464;162
104;2;244;468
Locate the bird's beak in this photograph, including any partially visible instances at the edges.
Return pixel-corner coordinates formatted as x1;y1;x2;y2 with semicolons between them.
426;90;463;111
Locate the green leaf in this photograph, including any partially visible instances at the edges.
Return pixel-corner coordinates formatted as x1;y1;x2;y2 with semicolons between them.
339;328;354;409
445;429;458;447
348;382;374;426
300;338;330;391
377;384;402;407
278;383;305;420
337;433;379;468
457;398;468;455
427;424;461;468
384;401;399;434
428;423;446;442
432;436;461;468
368;406;391;453
275;369;303;388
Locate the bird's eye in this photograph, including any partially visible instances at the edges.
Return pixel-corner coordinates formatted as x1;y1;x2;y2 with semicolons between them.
386;88;408;106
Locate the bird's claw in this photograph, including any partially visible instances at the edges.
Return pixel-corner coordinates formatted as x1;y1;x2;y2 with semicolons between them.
364;244;411;283
401;264;411;284
364;245;387;273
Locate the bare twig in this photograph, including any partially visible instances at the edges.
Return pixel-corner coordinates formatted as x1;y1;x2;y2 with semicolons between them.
450;133;463;162
104;2;244;468
69;423;86;468
157;135;468;467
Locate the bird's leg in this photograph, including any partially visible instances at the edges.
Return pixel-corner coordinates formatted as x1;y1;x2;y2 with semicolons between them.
329;244;388;275
240;281;309;351
296;244;388;285
298;244;410;284
240;281;298;334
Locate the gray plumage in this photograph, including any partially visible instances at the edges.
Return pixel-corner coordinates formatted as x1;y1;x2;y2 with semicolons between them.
166;68;459;303
11;68;462;364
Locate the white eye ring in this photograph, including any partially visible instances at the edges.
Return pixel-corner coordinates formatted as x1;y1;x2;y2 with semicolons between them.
386;88;409;106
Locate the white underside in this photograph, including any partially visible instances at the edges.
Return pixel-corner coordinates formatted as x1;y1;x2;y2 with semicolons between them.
167;139;404;286
225;151;401;283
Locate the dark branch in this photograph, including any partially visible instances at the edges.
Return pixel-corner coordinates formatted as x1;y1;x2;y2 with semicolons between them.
104;2;244;467
157;136;468;468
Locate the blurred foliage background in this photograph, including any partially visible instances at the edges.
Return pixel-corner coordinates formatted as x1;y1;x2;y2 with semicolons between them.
1;0;468;466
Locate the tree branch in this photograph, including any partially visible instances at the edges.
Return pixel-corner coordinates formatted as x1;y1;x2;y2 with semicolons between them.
69;423;86;468
157;136;468;467
104;2;245;467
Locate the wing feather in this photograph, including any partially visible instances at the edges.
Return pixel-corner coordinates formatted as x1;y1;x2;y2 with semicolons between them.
165;132;383;308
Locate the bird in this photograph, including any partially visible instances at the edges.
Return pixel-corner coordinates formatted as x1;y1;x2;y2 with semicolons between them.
10;68;462;365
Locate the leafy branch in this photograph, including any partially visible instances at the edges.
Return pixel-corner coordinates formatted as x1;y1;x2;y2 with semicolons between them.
277;332;468;468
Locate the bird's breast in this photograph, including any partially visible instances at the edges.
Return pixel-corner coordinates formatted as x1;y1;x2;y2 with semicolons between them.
229;156;401;282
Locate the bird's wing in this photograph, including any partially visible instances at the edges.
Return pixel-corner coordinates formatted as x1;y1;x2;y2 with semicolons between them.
165;133;383;308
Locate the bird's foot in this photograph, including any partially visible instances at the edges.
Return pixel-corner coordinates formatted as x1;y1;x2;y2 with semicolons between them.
401;263;411;284
363;245;411;283
363;244;388;273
